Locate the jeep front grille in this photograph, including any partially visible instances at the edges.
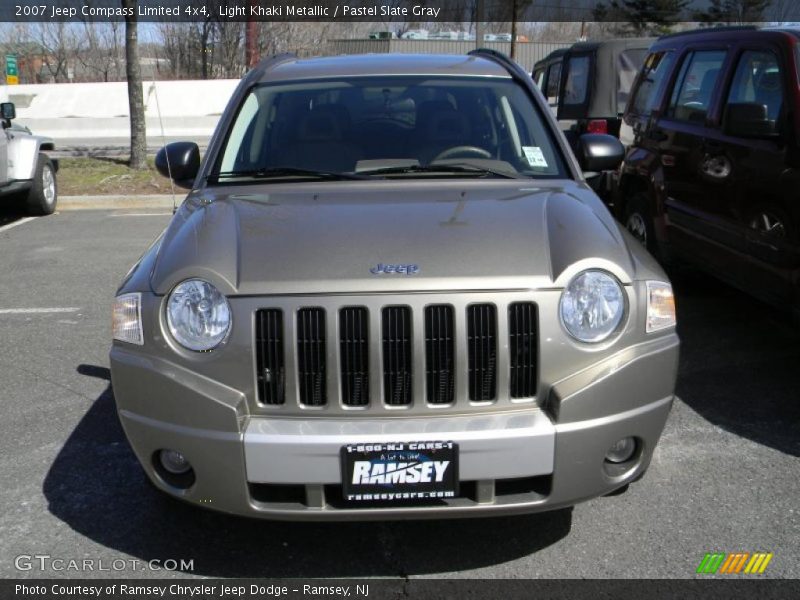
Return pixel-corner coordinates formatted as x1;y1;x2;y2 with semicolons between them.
425;305;455;405
255;309;285;405
339;306;369;407
382;306;413;406
509;302;538;399
296;307;327;406
467;304;497;402
253;295;539;413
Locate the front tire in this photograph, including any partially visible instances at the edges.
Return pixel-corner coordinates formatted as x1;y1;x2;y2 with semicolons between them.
624;192;659;258
26;153;57;216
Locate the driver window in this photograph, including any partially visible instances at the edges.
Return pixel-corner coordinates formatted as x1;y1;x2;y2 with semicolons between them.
727;50;783;122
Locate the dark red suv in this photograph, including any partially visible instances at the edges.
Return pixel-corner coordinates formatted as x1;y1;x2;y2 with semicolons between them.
617;26;800;319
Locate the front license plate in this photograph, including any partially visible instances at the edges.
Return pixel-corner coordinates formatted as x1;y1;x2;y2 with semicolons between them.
341;441;459;502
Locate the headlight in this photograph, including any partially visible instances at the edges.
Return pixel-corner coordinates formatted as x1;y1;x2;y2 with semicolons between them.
646;281;676;332
166;279;231;351
112;293;143;345
560;270;626;343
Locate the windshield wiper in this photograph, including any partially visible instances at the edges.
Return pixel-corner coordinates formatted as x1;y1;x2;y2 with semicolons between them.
358;163;524;179
212;167;367;181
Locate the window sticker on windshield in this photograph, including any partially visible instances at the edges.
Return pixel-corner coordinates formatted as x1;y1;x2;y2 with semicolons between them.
523;146;548;168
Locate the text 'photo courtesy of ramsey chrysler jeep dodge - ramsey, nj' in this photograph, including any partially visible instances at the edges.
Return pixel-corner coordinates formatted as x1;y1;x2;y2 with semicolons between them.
109;51;679;520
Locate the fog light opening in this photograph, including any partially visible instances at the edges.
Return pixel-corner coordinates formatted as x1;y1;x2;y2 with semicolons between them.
605;437;637;464
152;449;196;490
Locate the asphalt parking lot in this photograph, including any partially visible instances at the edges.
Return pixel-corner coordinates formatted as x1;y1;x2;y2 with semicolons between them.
0;208;798;580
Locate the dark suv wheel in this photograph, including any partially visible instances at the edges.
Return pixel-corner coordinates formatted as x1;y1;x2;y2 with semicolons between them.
624;192;658;256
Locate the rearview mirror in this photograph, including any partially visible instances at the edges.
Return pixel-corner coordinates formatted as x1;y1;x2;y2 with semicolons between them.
0;102;16;121
155;142;200;189
576;134;624;173
723;103;779;138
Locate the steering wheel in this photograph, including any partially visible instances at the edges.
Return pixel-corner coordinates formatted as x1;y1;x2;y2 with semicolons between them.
431;146;492;162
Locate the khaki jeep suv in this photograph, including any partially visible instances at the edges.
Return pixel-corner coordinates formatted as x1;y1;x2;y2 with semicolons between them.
617;26;800;319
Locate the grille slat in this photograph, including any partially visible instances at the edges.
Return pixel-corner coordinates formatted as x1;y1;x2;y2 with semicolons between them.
467;304;497;402
509;302;538;398
255;309;285;405
297;308;327;406
425;305;455;405
382;306;413;406
340;307;369;406
256;299;536;411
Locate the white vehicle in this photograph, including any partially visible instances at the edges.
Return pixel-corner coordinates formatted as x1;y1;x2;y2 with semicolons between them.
401;29;428;40
485;33;513;42
0;102;58;215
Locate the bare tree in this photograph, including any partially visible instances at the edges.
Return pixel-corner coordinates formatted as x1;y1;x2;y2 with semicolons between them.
122;0;147;169
76;22;123;82
215;21;246;78
35;23;79;82
156;22;192;79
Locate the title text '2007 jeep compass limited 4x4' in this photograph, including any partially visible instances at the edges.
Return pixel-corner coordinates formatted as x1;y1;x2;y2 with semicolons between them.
110;51;679;520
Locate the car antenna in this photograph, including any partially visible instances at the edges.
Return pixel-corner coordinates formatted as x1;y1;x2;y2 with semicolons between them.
146;31;178;214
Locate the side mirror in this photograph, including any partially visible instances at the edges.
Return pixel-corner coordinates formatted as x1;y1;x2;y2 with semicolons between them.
155;142;200;189
0;102;16;121
723;102;778;138
576;133;624;172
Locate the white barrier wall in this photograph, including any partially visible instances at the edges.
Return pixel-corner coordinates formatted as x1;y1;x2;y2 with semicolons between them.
5;79;240;142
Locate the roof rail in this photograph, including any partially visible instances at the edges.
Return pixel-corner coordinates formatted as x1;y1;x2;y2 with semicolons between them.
468;47;531;82
246;52;297;83
658;25;758;40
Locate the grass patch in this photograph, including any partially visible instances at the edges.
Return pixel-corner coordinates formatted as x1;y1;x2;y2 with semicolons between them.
57;157;173;196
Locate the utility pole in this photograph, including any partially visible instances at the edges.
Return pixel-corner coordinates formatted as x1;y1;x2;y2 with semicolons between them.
246;0;258;69
475;0;485;48
510;0;518;59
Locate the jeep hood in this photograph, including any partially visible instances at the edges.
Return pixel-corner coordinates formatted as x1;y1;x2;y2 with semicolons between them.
150;181;636;296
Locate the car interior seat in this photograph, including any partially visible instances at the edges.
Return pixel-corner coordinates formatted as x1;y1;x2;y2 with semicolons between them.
683;68;719;122
279;105;361;172
416;102;474;164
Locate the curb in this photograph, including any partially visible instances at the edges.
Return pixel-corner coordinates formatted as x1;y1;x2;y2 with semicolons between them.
58;194;180;211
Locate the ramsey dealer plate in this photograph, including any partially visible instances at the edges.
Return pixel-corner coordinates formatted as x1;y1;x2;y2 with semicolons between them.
341;441;459;502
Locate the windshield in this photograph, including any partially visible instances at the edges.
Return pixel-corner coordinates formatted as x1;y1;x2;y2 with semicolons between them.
215;76;567;181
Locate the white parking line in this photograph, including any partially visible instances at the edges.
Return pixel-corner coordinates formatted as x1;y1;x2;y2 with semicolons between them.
109;213;172;217
0;307;80;314
0;217;36;233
